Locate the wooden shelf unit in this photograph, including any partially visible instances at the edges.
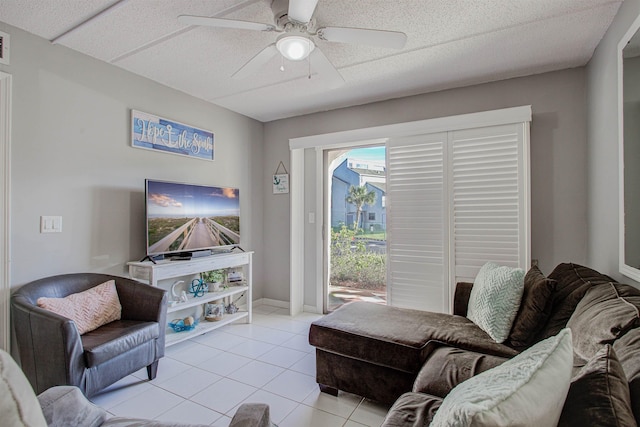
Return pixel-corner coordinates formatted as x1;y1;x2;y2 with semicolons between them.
127;251;253;347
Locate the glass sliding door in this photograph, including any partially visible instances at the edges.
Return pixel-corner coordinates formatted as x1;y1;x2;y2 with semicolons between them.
325;145;387;312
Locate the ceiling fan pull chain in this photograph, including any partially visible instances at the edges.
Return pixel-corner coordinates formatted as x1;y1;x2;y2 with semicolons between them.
280;54;285;72
308;38;312;79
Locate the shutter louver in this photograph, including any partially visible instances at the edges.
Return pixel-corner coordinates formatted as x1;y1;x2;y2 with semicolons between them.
450;124;525;284
387;134;448;312
385;122;528;314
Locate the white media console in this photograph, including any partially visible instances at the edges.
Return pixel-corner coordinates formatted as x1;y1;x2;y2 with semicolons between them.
127;251;253;347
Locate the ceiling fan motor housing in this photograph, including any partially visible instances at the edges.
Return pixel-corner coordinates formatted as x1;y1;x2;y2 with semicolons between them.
269;0;316;31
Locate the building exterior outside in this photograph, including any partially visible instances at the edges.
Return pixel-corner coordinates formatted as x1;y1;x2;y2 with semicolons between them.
331;158;386;231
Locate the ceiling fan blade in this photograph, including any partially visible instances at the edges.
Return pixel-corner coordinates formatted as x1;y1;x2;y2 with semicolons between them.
232;44;279;79
288;0;319;24
318;27;407;49
310;48;345;88
178;15;275;32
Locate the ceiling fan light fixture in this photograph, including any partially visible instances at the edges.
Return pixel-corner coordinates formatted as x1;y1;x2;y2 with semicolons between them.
276;35;315;61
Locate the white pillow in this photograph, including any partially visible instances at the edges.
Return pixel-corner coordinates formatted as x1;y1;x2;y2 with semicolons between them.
467;262;525;343
430;328;573;427
0;349;47;427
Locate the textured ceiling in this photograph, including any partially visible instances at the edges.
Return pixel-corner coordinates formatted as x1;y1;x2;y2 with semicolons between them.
0;0;623;122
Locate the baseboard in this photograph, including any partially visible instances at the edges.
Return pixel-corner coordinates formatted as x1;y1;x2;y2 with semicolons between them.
304;304;323;314
253;298;290;309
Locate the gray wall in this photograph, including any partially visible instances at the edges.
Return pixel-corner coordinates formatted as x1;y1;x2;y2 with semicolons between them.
263;68;589;307
623;56;640;270
0;23;265;294
586;0;640;286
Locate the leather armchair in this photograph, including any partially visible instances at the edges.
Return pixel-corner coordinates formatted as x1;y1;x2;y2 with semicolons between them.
11;273;167;397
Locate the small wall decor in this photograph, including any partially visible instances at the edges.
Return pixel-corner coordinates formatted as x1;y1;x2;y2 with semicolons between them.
273;161;289;194
131;109;214;161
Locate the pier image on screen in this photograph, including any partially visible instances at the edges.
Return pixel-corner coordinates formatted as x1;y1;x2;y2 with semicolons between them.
146;180;240;256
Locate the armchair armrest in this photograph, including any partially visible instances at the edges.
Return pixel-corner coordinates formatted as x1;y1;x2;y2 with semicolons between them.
115;278;167;323
453;282;473;316
38;386;107;427
11;296;85;394
230;403;271;427
115;278;167;355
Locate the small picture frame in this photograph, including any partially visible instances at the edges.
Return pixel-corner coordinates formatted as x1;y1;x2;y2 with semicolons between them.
273;173;289;194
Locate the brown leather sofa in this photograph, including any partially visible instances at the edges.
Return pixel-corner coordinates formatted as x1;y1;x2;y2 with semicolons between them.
309;263;640;426
11;273;167;397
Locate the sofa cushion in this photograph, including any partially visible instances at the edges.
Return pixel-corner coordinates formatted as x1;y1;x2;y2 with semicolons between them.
412;346;508;398
429;328;573;427
567;282;640;360
82;320;159;367
613;327;640;420
507;265;557;349
537;263;614;341
309;302;518;375
37;280;122;335
558;345;636;427
381;392;442;427
467;262;525;343
0;349;47;427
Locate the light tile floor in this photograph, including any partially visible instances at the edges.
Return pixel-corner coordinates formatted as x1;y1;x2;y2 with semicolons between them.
90;304;391;426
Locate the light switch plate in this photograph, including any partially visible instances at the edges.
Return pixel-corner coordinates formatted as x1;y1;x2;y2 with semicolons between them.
0;31;10;66
41;216;62;233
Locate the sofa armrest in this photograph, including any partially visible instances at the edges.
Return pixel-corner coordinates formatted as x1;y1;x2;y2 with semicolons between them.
413;345;508;398
381;392;442;427
11;296;86;394
453;282;473;316
38;386;107;427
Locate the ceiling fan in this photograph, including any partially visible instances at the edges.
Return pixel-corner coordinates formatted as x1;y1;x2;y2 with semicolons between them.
178;0;407;85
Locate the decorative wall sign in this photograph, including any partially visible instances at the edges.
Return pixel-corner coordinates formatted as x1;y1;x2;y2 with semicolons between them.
273;161;289;194
131;110;214;161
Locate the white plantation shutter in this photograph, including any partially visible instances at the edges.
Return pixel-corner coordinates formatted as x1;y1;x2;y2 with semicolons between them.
449;123;529;285
386;133;448;312
386;122;529;313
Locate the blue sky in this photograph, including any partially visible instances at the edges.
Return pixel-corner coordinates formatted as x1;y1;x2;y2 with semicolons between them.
147;180;239;218
348;146;385;162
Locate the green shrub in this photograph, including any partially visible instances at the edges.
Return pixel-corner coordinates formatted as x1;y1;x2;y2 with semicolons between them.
330;225;386;288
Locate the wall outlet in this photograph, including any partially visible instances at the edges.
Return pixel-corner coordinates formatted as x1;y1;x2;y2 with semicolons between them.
40;216;62;233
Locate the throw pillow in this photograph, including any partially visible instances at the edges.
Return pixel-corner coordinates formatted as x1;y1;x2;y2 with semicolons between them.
467;262;525;343
430;328;573;427
0;349;47;427
540;262;615;341
37;280;122;335
566;282;640;360
558;345;637;427
507;265;557;349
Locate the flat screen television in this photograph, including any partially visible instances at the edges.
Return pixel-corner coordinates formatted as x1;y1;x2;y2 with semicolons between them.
145;179;240;258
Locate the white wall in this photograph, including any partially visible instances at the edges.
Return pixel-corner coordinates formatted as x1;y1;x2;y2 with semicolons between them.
586;0;640;286
263;68;588;307
0;23;265;294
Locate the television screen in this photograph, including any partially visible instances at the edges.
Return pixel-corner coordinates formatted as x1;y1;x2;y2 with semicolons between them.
145;179;240;257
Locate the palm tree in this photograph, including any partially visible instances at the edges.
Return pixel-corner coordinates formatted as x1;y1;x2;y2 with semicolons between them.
346;185;377;231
